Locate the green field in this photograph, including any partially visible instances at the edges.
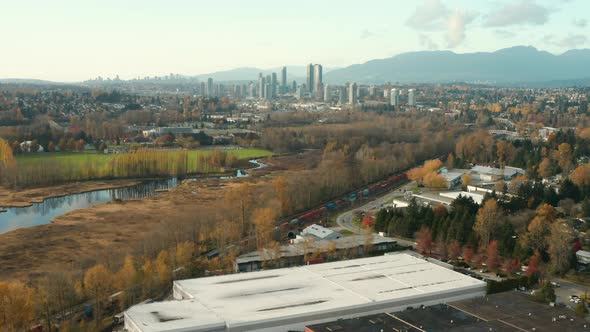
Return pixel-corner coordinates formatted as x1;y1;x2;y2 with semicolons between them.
15;148;272;168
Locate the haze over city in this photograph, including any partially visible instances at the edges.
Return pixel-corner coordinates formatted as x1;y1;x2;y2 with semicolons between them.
2;1;590;332
2;0;589;81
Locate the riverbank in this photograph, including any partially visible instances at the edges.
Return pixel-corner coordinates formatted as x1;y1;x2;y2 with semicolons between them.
0;153;320;281
0;180;143;208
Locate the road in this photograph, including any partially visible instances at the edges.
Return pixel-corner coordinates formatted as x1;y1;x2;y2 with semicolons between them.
335;184;416;248
553;278;590;307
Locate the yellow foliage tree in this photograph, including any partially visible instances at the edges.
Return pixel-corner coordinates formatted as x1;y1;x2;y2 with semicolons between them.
0;281;35;332
83;264;114;325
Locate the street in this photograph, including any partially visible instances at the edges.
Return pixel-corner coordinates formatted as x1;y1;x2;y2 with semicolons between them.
335;183;416;248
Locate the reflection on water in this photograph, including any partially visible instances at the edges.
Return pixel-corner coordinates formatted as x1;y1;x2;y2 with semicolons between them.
0;178;178;234
0;160;267;234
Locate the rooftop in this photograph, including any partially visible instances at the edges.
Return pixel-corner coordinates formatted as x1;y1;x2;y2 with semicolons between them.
301;224;342;240
236;234;396;265
126;252;485;332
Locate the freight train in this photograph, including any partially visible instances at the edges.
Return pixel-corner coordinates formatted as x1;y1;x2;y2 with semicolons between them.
280;172;408;232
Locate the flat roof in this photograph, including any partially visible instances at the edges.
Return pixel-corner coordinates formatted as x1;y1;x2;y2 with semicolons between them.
126;252;485;331
236;234;396;265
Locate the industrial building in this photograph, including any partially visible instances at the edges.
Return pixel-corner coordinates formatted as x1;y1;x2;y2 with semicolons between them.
236;232;397;272
125;252;486;332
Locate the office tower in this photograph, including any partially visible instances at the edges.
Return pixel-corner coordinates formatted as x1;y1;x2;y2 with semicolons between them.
316;82;324;101
271;72;277;99
313;64;323;94
324;84;331;102
200;82;206;96
248;82;255;98
383;85;391;100
408;89;416;106
265;84;272;101
233;85;241;98
217;83;224;97
306;64;314;93
239;84;245;98
349;82;357;105
292;80;297;93
296;86;304;99
258;74;265;99
206;78;214;97
390;88;399;107
369;86;376;98
280;66;287;93
339;86;347;105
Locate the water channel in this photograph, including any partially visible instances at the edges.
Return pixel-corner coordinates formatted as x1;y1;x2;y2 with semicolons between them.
0;160;266;234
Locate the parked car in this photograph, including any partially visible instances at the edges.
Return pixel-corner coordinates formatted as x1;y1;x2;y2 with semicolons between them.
550;281;561;287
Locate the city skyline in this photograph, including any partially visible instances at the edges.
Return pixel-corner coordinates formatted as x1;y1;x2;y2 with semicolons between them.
1;0;588;81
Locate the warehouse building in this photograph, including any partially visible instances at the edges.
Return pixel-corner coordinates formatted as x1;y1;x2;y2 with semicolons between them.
125;252;486;332
235;233;397;272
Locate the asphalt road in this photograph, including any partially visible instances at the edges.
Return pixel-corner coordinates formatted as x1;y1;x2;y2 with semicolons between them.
335;184;416;248
553;278;590;307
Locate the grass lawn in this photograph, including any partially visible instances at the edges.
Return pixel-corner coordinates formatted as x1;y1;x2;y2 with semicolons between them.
16;148;272;168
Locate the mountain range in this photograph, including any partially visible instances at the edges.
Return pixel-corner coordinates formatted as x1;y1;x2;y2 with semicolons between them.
193;46;590;87
324;46;590;85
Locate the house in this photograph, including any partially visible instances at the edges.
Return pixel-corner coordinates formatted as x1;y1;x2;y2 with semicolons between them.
301;224;341;241
440;168;470;188
19;141;44;153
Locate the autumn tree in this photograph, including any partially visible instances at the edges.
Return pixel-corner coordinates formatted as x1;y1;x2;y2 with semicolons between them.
557;143;573;173
155;250;172;286
538;158;554;179
0;138;16;187
473;199;504;248
115;255;138;308
462;246;475;263
461;173;473;188
0;281;35;332
525;251;541;278
570;164;590;189
38;272;77;328
273;176;291;216
141;259;156;298
547;221;574;275
448;240;461;260
423;171;447;188
485;240;500;270
416;226;432;255
253;207;277;251
503;258;520;274
524;204;556;252
83;264;114;326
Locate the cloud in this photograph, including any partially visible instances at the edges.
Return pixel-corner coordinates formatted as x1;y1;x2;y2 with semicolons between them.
555;34;588;48
406;0;476;48
419;34;439;50
544;34;588;49
494;29;516;38
483;0;549;27
406;0;449;30
360;29;376;40
573;18;588;28
446;10;476;48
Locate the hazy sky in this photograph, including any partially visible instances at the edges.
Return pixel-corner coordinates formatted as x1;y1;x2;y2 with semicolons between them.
1;0;588;81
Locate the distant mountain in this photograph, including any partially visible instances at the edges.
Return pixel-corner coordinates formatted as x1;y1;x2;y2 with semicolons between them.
0;78;63;85
193;66;338;83
324;46;590;86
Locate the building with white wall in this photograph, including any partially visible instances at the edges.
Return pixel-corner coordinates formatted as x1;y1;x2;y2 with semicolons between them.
125;252;486;332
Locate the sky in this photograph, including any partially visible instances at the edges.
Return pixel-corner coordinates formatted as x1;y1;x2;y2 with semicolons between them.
1;0;589;81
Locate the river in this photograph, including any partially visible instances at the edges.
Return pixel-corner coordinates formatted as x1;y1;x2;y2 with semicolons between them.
0;160;266;234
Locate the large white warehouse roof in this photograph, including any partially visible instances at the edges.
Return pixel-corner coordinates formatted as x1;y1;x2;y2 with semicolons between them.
125;252;486;332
